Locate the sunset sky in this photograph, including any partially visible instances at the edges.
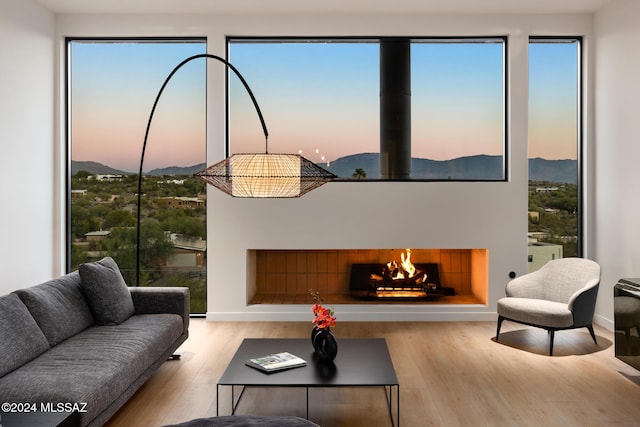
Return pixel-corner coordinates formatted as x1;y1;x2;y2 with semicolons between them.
70;41;207;173
228;40;505;163
70;39;578;173
528;41;579;160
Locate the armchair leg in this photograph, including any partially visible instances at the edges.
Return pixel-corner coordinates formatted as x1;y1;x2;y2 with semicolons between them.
587;325;597;345
496;316;505;341
549;330;555;356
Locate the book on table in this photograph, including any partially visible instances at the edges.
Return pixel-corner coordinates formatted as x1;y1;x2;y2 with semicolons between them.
245;352;307;373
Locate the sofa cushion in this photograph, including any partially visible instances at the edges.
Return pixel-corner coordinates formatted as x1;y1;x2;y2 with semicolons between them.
0;313;183;426
79;257;135;325
15;271;95;346
0;294;50;377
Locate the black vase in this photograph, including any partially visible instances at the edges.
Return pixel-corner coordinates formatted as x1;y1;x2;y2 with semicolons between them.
311;326;338;362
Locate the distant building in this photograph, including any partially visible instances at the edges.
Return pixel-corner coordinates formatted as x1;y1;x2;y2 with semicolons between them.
528;241;563;273
90;174;123;181
71;189;88;198
166;233;206;268
84;230;111;242
160;179;185;185
528;231;548;240
158;196;205;209
536;186;559;192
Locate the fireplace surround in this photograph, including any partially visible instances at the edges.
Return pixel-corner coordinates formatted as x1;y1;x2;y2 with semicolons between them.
249;248;488;305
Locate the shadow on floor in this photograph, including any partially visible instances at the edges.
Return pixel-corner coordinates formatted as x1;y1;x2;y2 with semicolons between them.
492;328;612;356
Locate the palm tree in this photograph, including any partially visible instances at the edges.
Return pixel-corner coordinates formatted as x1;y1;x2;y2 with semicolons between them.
352;168;367;180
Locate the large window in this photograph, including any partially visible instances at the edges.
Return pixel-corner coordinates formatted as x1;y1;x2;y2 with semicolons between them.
411;39;505;179
67;39;207;313
528;37;582;271
228;37;506;180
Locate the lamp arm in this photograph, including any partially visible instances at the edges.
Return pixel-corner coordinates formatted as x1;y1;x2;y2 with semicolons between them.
136;53;268;286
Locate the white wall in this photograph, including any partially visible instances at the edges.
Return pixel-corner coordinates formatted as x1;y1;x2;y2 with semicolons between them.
0;0;56;295
54;13;595;322
593;0;640;329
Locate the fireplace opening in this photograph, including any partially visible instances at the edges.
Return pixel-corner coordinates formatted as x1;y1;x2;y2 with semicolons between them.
350;262;454;300
249;248;488;305
349;248;456;299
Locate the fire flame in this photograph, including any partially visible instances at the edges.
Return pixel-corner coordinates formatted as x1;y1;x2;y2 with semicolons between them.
386;249;420;280
384;249;427;284
387;249;416;280
400;249;415;279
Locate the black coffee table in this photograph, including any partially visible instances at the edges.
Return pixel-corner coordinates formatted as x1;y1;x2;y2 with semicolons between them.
217;338;400;426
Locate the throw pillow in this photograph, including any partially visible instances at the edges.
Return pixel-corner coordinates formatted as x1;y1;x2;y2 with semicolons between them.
15;271;95;346
79;257;135;325
0;293;50;377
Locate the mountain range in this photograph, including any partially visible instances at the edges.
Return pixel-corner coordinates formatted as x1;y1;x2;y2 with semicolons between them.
71;161;207;177
72;154;577;184
321;154;577;184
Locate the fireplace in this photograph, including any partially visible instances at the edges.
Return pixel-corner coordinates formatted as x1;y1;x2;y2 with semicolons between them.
249;248;488;305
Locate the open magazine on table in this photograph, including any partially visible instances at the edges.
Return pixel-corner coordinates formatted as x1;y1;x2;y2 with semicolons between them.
245;352;307;373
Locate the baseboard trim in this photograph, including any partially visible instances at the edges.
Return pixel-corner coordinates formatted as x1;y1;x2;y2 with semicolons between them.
593;313;614;331
206;309;498;322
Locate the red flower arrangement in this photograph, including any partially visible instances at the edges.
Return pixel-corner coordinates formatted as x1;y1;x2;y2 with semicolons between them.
309;289;336;330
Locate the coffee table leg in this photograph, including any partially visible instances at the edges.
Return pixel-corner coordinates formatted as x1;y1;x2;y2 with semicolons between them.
231;386;235;414
306;387;309;419
397;384;400;427
231;385;247;415
384;385;400;427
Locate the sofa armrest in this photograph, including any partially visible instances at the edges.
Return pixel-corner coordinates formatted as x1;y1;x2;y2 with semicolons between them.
129;287;190;333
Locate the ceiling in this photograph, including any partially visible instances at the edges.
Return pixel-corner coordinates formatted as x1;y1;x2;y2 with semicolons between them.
35;0;617;15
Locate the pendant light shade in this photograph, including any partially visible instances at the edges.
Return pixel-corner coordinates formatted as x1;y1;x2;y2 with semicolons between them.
195;153;335;198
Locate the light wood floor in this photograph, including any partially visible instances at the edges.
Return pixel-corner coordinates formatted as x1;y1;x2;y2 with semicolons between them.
105;320;640;427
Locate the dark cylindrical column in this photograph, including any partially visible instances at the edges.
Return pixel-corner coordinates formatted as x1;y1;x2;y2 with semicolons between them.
380;38;411;180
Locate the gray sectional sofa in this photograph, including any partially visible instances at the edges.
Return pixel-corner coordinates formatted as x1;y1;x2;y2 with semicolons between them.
0;257;190;427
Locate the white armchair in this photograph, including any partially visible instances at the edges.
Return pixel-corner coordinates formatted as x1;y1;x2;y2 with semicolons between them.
496;257;601;356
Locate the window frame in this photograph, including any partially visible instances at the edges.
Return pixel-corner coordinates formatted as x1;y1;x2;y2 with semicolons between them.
226;36;509;182
65;37;208;295
528;35;584;258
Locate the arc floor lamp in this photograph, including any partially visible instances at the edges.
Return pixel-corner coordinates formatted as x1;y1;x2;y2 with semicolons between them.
135;53;336;286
